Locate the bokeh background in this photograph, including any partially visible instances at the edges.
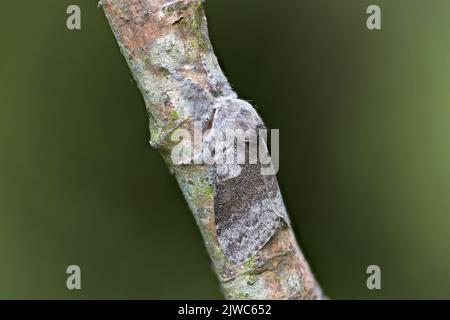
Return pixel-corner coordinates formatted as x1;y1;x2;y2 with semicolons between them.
0;0;449;299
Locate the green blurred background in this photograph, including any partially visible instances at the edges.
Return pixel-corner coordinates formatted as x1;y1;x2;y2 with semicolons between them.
0;0;449;299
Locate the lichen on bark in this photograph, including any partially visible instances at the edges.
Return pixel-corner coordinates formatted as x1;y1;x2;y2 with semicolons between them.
101;0;324;299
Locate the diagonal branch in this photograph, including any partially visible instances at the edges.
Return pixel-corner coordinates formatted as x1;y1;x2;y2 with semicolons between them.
101;0;323;299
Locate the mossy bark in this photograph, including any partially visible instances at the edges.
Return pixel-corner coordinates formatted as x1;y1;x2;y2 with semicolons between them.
101;0;324;299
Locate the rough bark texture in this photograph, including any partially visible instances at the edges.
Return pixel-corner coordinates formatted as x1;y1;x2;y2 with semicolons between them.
101;0;324;299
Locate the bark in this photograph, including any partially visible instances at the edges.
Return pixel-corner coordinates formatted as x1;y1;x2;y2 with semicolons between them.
101;0;324;299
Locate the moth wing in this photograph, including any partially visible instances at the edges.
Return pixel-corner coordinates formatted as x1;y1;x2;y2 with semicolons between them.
211;98;289;264
214;160;289;264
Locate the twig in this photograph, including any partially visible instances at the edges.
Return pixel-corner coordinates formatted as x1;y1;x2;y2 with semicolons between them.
101;0;323;299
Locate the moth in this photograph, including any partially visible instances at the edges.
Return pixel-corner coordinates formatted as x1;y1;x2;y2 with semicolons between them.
177;77;290;264
207;97;290;264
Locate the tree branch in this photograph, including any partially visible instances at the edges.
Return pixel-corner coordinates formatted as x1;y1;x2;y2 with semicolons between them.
101;0;324;299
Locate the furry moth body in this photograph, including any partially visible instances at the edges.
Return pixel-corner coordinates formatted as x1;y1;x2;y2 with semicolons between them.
175;69;289;264
208;97;290;264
